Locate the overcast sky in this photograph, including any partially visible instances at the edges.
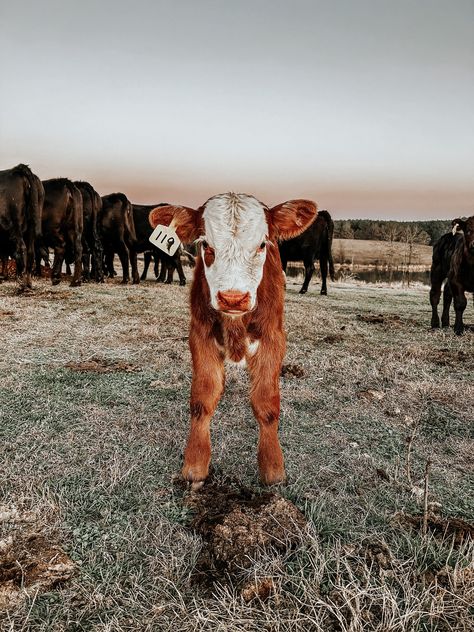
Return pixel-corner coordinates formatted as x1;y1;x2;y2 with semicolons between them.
1;0;473;219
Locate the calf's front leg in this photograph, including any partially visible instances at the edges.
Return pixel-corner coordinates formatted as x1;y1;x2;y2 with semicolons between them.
248;340;286;485
182;328;225;482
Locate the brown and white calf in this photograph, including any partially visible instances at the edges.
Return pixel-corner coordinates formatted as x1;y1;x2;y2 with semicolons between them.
149;193;317;484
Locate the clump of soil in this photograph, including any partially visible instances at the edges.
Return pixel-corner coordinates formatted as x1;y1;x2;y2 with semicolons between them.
356;313;417;327
357;313;386;324
281;364;305;378
431;348;471;367
323;333;344;344
357;389;385;402
392;512;474;545
182;475;307;591
65;357;138;373
0;505;74;612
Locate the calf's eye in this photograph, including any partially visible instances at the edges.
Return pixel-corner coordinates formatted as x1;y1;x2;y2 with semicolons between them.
202;240;209;249
258;242;266;252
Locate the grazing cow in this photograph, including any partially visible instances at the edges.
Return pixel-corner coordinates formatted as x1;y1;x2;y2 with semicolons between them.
0;164;44;289
38;179;83;286
279;209;335;294
149;193;317;484
99;193;139;284
132;203;187;285
74;181;104;282
430;216;474;334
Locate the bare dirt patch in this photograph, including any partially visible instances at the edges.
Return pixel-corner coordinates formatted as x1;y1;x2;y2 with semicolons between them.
356;312;418;327
182;475;307;592
281;363;305;378
0;506;74;613
65;357;139;373
393;511;474;545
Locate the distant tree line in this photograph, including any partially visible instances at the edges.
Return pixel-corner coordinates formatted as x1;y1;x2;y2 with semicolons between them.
333;219;451;246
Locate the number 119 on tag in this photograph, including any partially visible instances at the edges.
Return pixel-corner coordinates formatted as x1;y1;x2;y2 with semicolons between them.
149;224;181;256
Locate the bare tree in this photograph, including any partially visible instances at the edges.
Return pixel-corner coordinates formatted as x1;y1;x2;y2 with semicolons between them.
401;225;430;285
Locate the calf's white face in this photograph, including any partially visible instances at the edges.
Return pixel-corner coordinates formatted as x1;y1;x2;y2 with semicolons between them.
148;193;318;315
201;193;268;313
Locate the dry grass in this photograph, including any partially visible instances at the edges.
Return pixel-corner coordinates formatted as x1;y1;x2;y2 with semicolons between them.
0;272;473;631
333;238;432;267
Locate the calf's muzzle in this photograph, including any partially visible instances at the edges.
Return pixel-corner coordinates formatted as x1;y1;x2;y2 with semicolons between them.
217;290;251;314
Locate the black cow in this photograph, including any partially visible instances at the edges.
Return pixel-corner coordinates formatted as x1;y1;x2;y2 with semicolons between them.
0;164;44;289
99;193;139;284
37;179;83;286
279;209;335;294
74;181;104;282
132;203;187;285
430;216;474;335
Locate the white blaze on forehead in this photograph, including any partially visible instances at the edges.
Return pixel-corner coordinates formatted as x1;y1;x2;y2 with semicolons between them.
203;193;268;250
201;193;269;311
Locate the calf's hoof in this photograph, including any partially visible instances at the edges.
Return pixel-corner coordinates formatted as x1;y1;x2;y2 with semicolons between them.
454;327;464;336
121;279;129;285
70;279;81;288
320;289;327;295
259;465;286;486
299;289;307;295
431;318;440;329
182;462;209;484
132;278;140;285
52;278;61;286
179;280;186;286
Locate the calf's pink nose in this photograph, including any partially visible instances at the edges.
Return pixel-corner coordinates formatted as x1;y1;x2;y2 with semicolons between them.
217;290;251;312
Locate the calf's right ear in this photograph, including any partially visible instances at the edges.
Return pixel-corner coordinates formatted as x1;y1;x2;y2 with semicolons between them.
149;205;204;242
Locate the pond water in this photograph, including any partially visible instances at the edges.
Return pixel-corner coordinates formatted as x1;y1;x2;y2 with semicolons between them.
285;265;431;286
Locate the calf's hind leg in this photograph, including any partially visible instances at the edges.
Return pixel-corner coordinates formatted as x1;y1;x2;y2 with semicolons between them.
182;328;225;483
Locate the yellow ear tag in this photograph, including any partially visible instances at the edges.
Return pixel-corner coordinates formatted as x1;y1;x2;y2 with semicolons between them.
149;223;181;256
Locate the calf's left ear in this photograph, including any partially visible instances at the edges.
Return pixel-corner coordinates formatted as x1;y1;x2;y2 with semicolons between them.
149;205;204;243
268;199;318;240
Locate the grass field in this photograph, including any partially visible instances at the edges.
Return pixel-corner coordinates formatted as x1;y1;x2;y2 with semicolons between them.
333;239;433;267
0;274;473;631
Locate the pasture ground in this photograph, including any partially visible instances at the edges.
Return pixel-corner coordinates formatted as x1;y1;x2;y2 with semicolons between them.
0;273;473;631
333;238;432;267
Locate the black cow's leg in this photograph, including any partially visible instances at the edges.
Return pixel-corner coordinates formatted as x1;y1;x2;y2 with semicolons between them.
82;244;91;282
320;257;328;295
51;236;66;285
165;263;174;284
441;282;452;328
174;255;186;286
14;235;28;290
157;258;167;283
429;272;443;329
116;241;130;284
104;251;115;278
451;282;467;335
153;254;160;278
130;249;140;284
300;258;314;294
70;230;82;287
141;251;152;280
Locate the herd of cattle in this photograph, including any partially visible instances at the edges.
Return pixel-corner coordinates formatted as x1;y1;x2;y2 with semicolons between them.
0;164;334;295
0;163;473;335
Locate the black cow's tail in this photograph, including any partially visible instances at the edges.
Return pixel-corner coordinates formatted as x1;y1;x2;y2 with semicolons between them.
319;209;335;281
13;164;43;238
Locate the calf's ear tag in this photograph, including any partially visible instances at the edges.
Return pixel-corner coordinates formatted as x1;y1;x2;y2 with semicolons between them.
149;224;181;256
